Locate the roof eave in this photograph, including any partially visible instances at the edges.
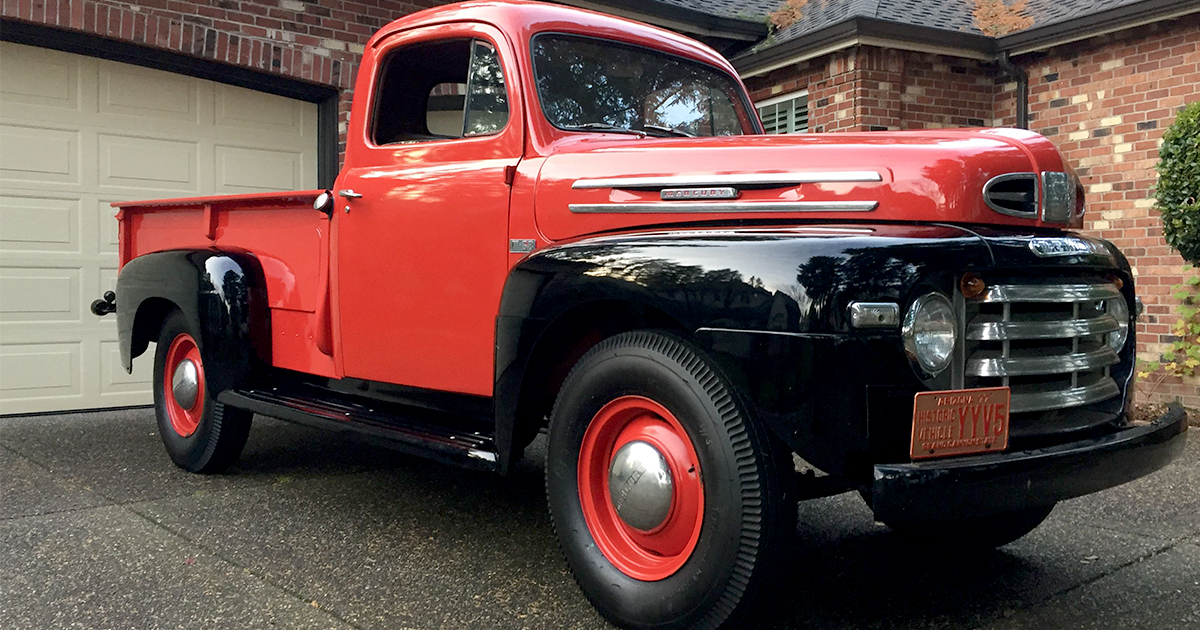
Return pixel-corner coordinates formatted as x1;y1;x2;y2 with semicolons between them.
998;0;1200;55
562;0;769;41
733;17;996;77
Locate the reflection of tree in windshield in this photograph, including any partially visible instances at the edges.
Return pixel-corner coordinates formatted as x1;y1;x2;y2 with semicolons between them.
532;35;745;136
464;41;508;135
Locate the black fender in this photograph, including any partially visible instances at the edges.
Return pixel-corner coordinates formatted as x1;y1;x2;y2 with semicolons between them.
116;250;269;395
495;224;1136;479
494;224;995;476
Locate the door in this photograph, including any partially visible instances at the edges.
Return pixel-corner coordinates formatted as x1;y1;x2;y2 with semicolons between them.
334;25;522;397
0;41;318;414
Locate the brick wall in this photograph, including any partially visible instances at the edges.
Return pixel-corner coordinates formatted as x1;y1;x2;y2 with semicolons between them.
744;47;997;131
0;0;452;154
997;14;1200;406
747;49;858;132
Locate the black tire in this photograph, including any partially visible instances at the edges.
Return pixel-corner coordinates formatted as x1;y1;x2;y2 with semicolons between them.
152;310;252;473
885;503;1056;550
546;331;795;630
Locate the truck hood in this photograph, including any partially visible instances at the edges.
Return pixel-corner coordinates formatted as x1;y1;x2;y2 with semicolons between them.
532;128;1081;242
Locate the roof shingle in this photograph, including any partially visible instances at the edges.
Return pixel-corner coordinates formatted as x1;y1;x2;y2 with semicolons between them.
642;0;1166;51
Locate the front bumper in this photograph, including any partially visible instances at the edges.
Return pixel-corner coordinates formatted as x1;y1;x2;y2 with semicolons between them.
870;404;1188;522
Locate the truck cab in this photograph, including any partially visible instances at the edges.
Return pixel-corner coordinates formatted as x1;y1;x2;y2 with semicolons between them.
100;2;1187;629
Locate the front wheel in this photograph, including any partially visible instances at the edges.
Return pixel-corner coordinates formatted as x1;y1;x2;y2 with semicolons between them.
546;331;794;630
153;310;252;473
885;503;1056;550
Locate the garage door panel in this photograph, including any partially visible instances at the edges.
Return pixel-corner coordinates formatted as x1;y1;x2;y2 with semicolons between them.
98;134;198;191
0;195;81;253
99;64;198;122
96;199;121;254
0;342;81;401
100;339;154;394
99;266;119;295
216;145;305;192
0;266;81;322
0;44;80;111
216;84;305;133
0;124;80;186
1;41;317;414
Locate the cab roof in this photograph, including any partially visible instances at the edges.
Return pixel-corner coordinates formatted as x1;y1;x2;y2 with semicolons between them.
365;0;741;78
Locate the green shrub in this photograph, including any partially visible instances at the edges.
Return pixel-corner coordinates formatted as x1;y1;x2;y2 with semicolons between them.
1156;101;1200;264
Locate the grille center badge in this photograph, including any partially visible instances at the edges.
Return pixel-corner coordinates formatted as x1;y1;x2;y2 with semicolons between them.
1029;237;1099;257
660;187;740;201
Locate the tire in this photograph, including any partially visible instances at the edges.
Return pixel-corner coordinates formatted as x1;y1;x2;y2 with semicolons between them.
885;503;1056;550
152;310;252;473
546;331;795;630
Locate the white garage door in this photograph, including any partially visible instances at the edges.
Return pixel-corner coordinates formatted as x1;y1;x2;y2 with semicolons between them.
0;41;319;414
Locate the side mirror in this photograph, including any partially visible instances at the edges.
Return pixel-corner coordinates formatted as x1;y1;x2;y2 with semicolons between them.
314;191;334;218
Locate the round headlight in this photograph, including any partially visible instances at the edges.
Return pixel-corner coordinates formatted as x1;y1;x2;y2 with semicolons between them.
903;293;957;375
1106;294;1130;351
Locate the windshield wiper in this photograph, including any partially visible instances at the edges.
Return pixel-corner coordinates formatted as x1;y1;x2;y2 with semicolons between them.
563;122;646;136
642;124;695;138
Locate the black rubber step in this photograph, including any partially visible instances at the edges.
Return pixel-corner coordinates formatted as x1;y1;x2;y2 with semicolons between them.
219;383;499;471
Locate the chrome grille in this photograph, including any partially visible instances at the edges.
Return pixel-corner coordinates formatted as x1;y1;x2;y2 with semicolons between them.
964;280;1123;413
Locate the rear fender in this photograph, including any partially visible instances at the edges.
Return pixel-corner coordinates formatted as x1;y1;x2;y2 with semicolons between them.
116;250;269;394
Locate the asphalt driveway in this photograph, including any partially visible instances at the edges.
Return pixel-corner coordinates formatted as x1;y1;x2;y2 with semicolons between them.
1;408;1197;630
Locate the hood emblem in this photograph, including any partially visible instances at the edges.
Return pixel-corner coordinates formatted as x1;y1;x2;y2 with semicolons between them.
660;187;740;201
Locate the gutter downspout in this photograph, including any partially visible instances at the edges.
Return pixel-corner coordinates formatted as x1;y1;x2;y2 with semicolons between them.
996;51;1029;129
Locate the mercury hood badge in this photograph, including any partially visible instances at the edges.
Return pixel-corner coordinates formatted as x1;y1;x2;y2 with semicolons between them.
660;187;740;201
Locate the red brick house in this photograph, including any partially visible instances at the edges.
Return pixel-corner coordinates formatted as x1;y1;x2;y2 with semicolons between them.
1;0;1196;412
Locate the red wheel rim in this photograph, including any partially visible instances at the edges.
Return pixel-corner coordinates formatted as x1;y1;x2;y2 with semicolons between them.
578;395;704;581
163;332;205;437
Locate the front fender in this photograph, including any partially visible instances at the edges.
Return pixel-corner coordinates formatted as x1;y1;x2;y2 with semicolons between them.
495;224;993;475
116;250;269;394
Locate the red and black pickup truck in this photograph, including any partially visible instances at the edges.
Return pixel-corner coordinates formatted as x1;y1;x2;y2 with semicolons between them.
93;1;1187;628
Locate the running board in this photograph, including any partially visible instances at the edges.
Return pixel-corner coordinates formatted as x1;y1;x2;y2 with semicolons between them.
219;384;499;471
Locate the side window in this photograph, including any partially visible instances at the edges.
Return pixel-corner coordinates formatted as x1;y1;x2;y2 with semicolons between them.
372;38;509;145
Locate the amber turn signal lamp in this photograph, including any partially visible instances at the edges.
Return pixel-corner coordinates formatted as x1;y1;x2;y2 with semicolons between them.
1106;274;1124;290
960;273;987;299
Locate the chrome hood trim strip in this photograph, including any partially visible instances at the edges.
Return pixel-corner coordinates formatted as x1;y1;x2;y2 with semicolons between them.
568;201;879;213
572;171;883;190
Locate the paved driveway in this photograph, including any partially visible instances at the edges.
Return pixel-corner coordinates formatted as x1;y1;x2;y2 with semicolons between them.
1;409;1197;630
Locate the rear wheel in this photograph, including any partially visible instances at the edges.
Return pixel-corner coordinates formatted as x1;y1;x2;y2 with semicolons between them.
885;503;1056;550
153;310;252;473
546;331;794;630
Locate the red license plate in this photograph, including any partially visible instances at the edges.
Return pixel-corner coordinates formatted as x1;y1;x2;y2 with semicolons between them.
910;387;1011;460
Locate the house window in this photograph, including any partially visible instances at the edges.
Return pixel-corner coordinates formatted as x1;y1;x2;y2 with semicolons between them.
756;91;808;134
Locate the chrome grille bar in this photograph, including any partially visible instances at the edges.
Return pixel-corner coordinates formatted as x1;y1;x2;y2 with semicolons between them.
967;346;1120;377
979;283;1121;303
964;279;1124;415
1009;379;1121;414
968;314;1120;340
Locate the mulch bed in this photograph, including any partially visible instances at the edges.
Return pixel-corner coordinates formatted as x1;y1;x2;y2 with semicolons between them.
1132;401;1200;426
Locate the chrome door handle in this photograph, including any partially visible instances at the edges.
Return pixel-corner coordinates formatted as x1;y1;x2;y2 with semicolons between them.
339;190;363;199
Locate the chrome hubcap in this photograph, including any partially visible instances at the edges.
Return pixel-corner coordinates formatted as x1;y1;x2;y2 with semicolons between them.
608;440;674;531
171;359;199;410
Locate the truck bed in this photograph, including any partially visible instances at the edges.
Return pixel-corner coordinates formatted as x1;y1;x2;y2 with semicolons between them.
113;190;337;376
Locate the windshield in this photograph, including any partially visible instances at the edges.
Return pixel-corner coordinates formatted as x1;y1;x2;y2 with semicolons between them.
531;34;756;137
